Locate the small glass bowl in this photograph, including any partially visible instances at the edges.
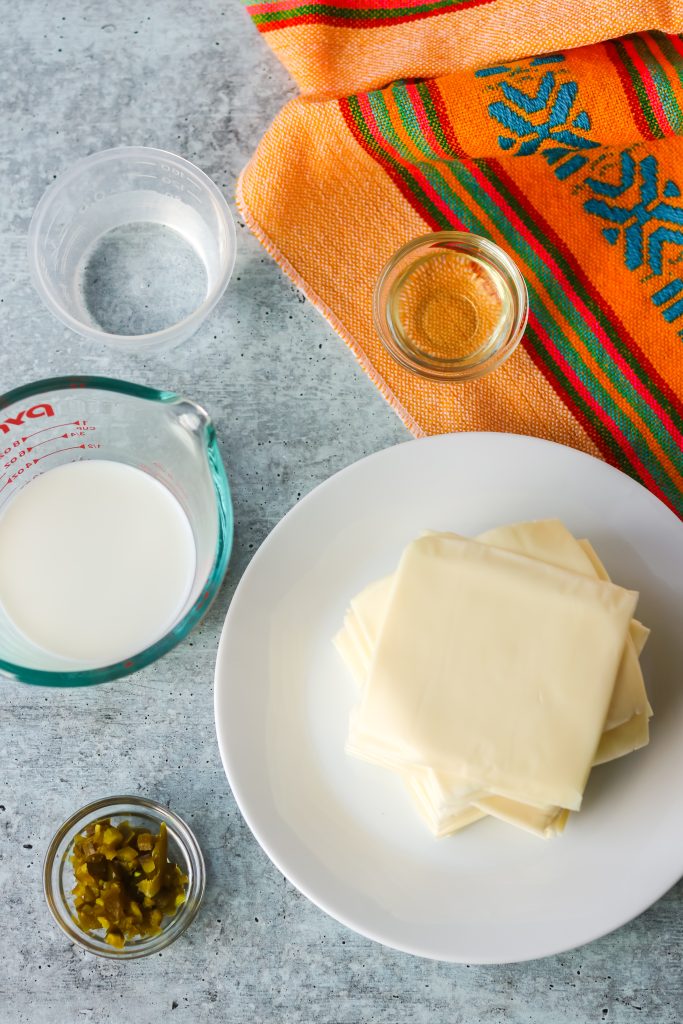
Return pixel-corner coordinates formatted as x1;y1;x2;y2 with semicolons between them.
43;796;205;959
373;231;528;383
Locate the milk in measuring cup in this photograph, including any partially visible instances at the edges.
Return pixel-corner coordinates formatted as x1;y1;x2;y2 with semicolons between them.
0;460;196;666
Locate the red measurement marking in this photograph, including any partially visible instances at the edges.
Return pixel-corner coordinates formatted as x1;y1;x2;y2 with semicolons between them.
33;443;88;464
0;477;11;496
26;433;68;453
21;420;82;442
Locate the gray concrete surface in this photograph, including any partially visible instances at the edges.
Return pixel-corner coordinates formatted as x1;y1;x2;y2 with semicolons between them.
1;3;681;1022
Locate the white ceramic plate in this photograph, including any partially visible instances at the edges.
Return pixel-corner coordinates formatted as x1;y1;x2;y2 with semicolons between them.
214;433;683;964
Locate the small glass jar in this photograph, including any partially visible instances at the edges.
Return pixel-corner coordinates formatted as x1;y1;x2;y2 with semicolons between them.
44;796;205;959
373;231;528;383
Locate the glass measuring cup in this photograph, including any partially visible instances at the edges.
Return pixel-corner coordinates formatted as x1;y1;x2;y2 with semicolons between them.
0;377;233;686
28;147;236;354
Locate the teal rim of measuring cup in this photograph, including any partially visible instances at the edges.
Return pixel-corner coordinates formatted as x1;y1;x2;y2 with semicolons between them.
0;375;234;687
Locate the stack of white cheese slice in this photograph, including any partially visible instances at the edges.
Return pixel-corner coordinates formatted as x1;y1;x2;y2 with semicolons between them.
334;520;652;839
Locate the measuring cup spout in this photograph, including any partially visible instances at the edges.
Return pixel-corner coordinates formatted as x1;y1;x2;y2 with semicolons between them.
168;398;214;445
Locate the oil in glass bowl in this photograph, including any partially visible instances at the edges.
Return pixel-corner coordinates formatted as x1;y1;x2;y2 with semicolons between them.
374;232;528;383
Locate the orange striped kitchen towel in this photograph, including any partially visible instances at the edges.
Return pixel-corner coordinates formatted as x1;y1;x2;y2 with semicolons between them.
238;1;683;515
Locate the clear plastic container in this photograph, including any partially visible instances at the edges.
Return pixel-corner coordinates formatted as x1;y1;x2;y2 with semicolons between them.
0;376;233;686
28;147;236;354
373;232;528;383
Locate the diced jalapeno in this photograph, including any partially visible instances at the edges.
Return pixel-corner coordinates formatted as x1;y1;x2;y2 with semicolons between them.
69;817;188;950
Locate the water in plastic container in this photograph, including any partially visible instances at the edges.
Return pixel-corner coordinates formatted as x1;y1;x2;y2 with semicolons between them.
28;148;236;353
80;221;208;336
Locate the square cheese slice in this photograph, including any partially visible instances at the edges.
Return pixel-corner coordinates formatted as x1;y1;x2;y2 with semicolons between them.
335;521;650;837
355;533;638;811
338;524;650;777
344;522;650;730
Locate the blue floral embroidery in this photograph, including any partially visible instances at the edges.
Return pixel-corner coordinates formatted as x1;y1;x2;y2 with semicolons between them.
489;75;598;157
481;59;599;179
584;152;683;274
478;55;683;327
651;278;683;322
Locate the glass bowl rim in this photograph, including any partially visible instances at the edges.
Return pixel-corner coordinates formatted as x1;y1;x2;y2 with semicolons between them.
43;795;206;959
372;230;529;383
27;145;237;348
0;375;233;687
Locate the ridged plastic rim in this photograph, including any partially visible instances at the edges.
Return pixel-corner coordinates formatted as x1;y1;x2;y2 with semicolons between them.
0;376;233;686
